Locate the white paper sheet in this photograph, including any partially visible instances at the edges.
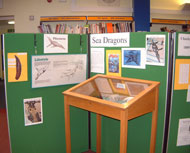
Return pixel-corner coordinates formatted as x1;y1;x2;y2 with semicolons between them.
90;33;130;47
177;118;190;146
44;34;68;53
179;64;189;84
146;35;165;66
187;85;190;102
32;54;87;88
91;48;105;73
178;34;190;56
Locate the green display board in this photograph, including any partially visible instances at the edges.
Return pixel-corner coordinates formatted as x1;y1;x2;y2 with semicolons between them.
3;33;88;153
167;32;190;153
90;32;170;153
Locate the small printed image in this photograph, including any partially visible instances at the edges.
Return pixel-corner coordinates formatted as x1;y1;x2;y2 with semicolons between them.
24;97;43;126
146;35;165;66
122;48;146;69
108;54;119;73
123;50;141;66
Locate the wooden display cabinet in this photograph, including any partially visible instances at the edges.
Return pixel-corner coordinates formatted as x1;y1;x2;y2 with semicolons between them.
63;74;160;153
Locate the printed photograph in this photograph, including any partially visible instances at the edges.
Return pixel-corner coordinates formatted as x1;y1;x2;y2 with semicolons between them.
122;48;146;69
24;97;43;126
106;50;121;76
108;54;119;73
146;35;165;66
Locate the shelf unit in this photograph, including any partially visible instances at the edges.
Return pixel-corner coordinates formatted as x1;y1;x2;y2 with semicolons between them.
150;18;190;32
39;16;87;34
39;16;134;34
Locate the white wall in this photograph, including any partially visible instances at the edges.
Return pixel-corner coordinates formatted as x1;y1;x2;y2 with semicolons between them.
0;0;132;33
0;0;189;33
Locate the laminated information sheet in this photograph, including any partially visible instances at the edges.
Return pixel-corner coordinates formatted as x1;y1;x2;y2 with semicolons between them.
32;54;87;88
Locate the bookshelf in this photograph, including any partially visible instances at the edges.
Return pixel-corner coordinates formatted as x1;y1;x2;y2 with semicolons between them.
87;16;134;33
39;16;134;34
150;18;190;32
39;16;87;34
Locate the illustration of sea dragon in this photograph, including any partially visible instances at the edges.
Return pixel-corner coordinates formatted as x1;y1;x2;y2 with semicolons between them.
125;51;139;65
15;55;22;80
61;61;83;79
148;40;163;63
46;37;65;49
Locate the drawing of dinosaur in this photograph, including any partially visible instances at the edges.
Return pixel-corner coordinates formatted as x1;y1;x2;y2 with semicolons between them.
46;37;65;49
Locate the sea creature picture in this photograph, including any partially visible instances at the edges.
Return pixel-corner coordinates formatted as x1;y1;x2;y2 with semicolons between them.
122;48;146;69
24;97;43;126
108;54;119;73
44;34;68;53
106;50;121;76
146;35;165;66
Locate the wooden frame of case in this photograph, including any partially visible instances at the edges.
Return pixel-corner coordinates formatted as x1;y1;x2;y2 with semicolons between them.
63;74;160;153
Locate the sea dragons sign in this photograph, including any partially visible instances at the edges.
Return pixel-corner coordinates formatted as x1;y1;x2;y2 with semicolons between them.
90;33;130;47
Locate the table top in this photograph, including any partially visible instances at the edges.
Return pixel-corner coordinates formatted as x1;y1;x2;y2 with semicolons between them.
63;74;160;110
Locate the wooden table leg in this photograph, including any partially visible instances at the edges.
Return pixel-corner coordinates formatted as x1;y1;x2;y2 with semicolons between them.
64;97;71;153
96;114;101;153
150;88;159;153
120;110;128;153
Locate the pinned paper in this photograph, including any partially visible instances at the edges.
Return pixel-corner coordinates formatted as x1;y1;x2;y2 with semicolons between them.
174;59;190;90
187;85;190;102
91;48;105;73
106;50;121;77
8;52;28;82
177;118;190;146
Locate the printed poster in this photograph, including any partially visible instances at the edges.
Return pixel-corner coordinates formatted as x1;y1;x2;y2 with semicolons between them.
122;48;146;69
174;59;190;90
178;34;190;56
8;52;28;82
91;48;105;73
90;33;130;47
44;34;68;53
177;118;190;146
32;54;87;88
146;35;165;66
24;97;43;126
106;50;121;76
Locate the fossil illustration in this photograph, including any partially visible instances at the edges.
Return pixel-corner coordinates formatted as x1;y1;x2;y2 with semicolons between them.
15;55;22;80
35;65;49;80
46;37;65;49
61;60;83;79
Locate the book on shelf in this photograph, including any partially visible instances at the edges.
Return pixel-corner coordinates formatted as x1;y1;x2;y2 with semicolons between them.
106;23;113;33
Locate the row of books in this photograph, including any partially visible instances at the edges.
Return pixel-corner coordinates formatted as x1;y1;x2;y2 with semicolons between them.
88;22;133;34
38;24;87;34
38;22;133;34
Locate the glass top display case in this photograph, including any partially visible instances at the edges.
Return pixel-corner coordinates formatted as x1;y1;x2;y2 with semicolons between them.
63;74;160;153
